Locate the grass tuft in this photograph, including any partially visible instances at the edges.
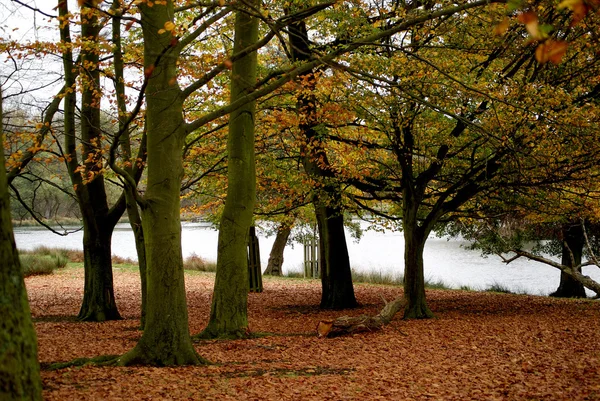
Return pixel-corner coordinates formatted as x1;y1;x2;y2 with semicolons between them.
352;269;402;286
183;253;217;272
485;282;514;294
284;270;305;279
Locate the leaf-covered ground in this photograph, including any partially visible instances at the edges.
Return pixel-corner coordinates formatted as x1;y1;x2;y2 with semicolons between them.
27;265;600;400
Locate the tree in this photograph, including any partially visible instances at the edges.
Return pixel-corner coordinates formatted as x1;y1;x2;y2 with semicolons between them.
264;221;292;276
108;0;149;327
0;85;42;401
287;17;357;309
315;2;600;317
57;0;124;321
117;0;206;365
201;0;260;339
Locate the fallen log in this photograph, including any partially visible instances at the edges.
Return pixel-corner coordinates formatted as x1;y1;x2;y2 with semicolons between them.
317;296;406;337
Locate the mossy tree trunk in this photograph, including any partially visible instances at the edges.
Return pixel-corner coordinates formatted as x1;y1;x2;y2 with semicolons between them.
201;1;259;339
0;86;42;401
111;0;148;327
288;19;357;310
264;223;291;276
59;1;122;322
551;222;587;298
118;0;204;365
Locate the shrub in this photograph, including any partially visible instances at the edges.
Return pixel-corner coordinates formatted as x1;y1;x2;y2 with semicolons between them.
183;253;217;272
111;255;137;264
20;254;60;277
21;246;78;265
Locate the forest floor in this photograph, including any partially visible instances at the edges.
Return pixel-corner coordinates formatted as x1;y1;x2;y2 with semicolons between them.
27;264;600;400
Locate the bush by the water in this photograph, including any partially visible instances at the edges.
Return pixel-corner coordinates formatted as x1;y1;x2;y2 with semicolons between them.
20;247;69;277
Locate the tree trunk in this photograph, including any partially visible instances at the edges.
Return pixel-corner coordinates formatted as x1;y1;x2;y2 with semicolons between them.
264;223;291;276
0;85;42;401
550;222;587;298
317;204;358;309
77;221;121;321
288;19;357;310
201;1;259;339
111;0;148;327
403;227;434;318
119;0;203;365
402;195;434;318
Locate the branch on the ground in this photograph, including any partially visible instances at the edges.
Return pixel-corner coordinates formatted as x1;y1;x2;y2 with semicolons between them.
316;297;406;337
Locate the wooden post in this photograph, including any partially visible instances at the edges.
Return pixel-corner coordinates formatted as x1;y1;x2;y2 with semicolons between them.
303;225;319;278
248;226;263;292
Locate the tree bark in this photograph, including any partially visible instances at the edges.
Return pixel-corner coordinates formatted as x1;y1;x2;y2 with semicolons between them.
550;222;587;298
201;1;259;339
0;85;42;401
77;223;120;321
119;0;204;365
316;204;357;309
264;223;291;276
402;223;434;318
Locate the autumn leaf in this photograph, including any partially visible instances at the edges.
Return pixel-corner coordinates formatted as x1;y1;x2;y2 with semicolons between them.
535;40;568;64
144;65;155;77
316;320;333;337
164;21;175;32
517;11;541;39
558;0;592;25
493;18;510;36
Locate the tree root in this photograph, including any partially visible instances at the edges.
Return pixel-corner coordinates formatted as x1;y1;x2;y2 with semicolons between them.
117;343;210;367
41;355;121;370
194;327;252;341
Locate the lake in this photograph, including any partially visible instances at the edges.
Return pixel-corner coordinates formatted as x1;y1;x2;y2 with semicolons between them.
13;222;600;296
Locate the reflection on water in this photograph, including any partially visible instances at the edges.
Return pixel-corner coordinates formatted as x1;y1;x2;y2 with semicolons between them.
14;222;600;296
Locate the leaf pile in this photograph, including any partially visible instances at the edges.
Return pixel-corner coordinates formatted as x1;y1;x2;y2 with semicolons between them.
27;266;600;400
